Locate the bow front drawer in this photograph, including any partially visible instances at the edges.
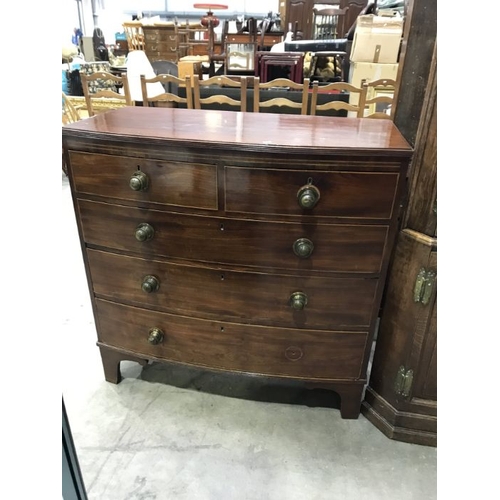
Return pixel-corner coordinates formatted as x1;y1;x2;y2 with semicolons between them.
96;299;368;380
87;249;379;329
78;200;389;273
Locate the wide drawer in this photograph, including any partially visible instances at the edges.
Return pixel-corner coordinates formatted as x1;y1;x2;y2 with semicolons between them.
96;299;368;380
88;249;379;329
79;200;389;273
225;167;399;219
146;52;177;62
69;152;217;210
146;42;178;53
143;30;176;43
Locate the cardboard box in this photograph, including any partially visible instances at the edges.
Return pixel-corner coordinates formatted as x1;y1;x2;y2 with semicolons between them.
350;15;403;63
348;62;399;116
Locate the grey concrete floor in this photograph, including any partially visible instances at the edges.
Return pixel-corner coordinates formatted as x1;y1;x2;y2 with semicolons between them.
61;173;437;500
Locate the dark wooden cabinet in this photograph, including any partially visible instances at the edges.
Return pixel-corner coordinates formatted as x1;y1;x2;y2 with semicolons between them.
341;0;369;36
284;0;367;39
286;0;312;38
62;107;411;420
361;41;437;446
362;229;437;446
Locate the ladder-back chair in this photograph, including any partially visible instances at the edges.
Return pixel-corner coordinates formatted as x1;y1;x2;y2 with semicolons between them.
80;71;133;117
192;75;249;112
254;77;310;114
357;78;397;119
140;74;194;109
310;81;366;116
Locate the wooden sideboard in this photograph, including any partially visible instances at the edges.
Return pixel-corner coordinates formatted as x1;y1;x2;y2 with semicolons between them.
62;107;412;419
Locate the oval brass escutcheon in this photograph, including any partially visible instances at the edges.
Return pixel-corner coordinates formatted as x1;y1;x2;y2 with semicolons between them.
293;238;314;258
135;223;155;242
148;327;164;345
129;171;149;191
141;275;160;293
297;184;320;209
290;291;308;310
285;346;304;361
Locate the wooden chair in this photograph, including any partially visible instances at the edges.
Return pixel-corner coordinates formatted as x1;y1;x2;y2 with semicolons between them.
253;77;310;114
62;92;82;124
312;6;349;40
80;71;133;117
310;81;366;116
357;78;397;119
122;22;145;51
308;51;348;83
62;92;83;175
207;20;229;77
140;74;194;109
174;19;210;62
192;75;249;112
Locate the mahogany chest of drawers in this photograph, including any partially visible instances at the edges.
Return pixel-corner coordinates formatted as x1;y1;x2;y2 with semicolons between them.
62;107;412;419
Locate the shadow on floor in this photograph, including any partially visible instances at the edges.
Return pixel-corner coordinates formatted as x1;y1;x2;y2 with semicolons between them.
133;361;342;410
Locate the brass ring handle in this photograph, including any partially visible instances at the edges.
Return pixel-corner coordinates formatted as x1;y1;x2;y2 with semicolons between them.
135;223;155;242
293;238;314;258
297;184;320;209
290;291;308;311
148;327;164;345
129;171;149;191
142;275;160;293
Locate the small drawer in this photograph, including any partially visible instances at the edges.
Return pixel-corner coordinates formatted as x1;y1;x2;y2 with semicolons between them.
144;32;159;42
79;200;389;273
225;167;399;219
69;152;217;210
96;299;368;380
88;249;379;329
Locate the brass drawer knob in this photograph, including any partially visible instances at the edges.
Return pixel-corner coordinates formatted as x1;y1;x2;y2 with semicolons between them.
293;238;314;258
135;223;155;242
290;291;308;310
148;327;164;345
129;171;149;191
297;184;320;209
142;275;160;293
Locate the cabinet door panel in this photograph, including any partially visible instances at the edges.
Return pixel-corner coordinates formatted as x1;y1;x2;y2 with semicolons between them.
286;0;312;39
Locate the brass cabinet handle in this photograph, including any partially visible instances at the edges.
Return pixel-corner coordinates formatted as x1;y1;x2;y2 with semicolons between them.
142;275;160;293
293;238;314;258
148;327;164;345
135;223;155;242
290;291;308;310
129;171;149;191
297;184;320;209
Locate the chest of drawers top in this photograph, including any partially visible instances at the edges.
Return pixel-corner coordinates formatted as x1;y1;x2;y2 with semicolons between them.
62;107;412;160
